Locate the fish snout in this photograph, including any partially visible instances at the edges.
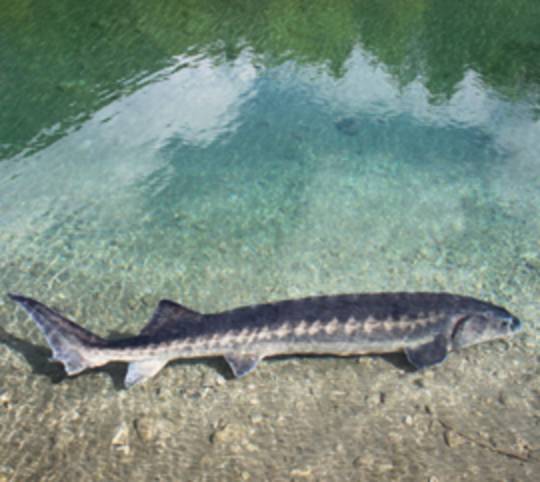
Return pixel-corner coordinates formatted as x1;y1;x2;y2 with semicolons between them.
510;316;522;332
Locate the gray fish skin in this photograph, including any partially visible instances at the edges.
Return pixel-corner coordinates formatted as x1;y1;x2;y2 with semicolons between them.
7;292;522;388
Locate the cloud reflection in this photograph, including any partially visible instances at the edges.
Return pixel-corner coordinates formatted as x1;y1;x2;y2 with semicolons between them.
0;49;258;235
94;50;257;149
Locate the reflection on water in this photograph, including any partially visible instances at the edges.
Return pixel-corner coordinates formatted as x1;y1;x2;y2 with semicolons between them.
2;0;540;158
1;0;539;480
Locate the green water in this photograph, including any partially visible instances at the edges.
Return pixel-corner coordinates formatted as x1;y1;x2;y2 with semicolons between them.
1;1;539;480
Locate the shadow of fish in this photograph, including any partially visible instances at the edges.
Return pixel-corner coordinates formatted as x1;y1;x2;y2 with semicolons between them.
7;292;522;389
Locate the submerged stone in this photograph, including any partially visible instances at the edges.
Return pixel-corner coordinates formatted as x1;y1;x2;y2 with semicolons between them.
335;117;360;136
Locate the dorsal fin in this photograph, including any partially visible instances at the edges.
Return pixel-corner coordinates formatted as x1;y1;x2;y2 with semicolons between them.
140;299;201;336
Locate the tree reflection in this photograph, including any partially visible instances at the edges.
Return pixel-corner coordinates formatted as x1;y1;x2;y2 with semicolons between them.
2;0;539;158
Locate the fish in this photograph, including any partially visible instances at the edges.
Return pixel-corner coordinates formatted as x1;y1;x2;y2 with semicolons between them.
7;292;522;388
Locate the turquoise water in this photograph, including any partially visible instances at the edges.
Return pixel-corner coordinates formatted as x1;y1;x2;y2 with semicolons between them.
1;1;539;480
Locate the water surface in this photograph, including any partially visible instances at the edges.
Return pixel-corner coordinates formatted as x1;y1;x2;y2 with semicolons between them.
1;1;539;480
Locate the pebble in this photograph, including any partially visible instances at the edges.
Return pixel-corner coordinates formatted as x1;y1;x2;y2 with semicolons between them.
515;434;530;454
366;392;385;406
210;423;245;445
134;416;156;442
413;378;425;388
498;391;509;406
202;372;225;387
289;467;312;478
353;454;375;468
444;429;465;448
375;463;394;474
524;339;536;349
356;357;373;366
111;422;130;454
249;414;263;425
0;389;10;406
403;415;414;426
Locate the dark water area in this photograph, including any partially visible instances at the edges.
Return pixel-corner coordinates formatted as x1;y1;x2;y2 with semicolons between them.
0;1;539;480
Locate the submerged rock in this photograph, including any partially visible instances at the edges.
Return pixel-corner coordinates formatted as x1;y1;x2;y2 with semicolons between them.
335;117;360;136
111;422;130;455
134;416;156;443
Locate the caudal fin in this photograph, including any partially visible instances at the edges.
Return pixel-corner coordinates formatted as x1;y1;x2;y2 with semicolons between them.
8;293;106;375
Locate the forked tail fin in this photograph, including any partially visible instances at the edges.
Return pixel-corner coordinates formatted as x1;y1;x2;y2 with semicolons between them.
8;293;106;375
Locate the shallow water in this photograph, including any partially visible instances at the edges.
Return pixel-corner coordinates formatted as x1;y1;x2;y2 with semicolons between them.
1;1;539;480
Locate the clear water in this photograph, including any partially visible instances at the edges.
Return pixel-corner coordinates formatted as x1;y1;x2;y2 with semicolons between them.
1;1;539;480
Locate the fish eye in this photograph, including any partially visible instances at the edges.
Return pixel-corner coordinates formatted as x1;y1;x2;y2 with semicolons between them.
500;319;510;329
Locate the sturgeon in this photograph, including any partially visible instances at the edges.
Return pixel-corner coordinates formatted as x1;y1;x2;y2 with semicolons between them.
8;292;522;388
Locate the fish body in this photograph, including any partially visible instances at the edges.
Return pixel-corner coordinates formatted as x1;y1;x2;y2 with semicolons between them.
7;292;522;388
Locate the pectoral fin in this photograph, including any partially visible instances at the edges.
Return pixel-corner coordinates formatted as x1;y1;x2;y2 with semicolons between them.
405;334;448;369
224;353;262;378
125;359;169;388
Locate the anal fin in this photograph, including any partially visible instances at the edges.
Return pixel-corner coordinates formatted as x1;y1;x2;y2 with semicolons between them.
224;353;262;378
125;359;169;388
405;334;448;369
